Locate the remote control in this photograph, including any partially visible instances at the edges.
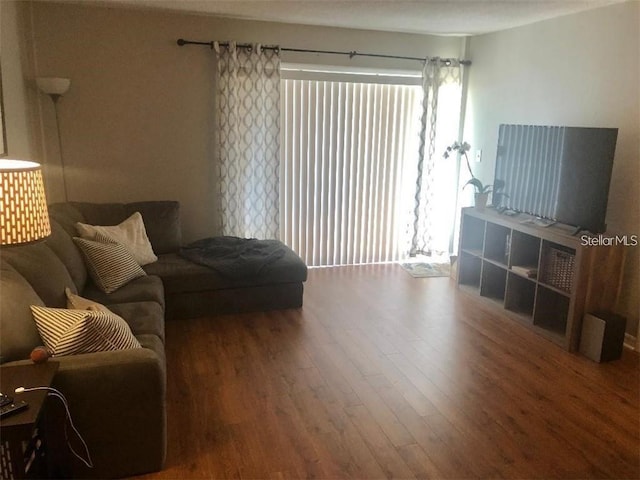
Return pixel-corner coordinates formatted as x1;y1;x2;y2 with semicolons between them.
0;393;13;407
0;399;29;418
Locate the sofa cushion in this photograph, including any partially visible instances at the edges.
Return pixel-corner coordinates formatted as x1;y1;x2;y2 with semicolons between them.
76;212;158;266
64;288;164;340
70;202;128;227
82;275;165;309
107;302;165;342
144;250;308;295
31;305;141;356
0;261;45;363
2;242;77;307
68;201;181;255
74;233;147;293
48;202;87;237
66;288;110;312
125;202;181;254
46;219;88;291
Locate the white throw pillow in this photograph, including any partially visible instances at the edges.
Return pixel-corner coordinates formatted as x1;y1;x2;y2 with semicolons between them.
31;305;141;356
76;212;157;266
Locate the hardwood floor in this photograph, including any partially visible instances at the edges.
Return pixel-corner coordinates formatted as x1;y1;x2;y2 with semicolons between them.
136;264;639;479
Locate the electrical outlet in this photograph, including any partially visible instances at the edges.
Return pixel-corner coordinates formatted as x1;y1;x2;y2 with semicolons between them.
475;149;482;163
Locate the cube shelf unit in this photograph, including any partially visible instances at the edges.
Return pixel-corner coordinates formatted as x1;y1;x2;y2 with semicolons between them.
457;207;624;351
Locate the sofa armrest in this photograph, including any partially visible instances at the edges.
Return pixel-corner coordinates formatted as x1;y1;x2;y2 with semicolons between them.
6;344;166;478
56;344;166;478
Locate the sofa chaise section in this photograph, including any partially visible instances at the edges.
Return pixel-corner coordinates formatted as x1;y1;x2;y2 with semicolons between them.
50;201;308;320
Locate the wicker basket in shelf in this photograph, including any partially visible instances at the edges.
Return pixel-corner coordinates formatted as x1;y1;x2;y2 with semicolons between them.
542;247;575;292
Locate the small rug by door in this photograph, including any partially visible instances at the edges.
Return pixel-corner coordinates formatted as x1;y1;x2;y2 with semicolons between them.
400;261;451;278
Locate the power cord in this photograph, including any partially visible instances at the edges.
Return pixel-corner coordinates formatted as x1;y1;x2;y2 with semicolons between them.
15;386;93;469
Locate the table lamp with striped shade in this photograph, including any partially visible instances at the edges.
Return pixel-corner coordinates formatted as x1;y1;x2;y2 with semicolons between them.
0;159;51;246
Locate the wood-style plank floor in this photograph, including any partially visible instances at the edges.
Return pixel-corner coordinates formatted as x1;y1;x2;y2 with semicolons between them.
136;264;639;479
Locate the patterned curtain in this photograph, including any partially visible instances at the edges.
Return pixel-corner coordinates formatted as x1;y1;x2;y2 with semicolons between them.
410;59;462;255
214;42;281;239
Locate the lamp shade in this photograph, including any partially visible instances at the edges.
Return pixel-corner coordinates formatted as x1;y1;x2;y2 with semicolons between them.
36;77;71;96
0;160;51;246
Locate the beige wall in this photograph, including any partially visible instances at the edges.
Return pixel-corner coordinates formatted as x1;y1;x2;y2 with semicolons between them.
26;1;463;242
464;1;640;336
1;1;39;161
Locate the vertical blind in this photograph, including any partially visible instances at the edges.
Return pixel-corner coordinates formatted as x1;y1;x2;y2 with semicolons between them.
280;79;423;266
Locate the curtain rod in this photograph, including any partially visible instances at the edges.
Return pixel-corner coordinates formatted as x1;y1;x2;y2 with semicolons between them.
176;39;471;66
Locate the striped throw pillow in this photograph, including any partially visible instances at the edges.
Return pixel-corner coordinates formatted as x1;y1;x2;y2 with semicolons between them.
74;232;146;293
31;305;141;356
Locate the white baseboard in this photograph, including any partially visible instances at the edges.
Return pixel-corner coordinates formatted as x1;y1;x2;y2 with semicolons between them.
624;333;637;351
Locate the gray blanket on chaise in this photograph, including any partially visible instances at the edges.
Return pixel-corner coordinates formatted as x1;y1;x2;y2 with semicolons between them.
179;236;286;278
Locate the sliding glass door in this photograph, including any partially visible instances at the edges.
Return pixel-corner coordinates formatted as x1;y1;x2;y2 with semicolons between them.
280;65;462;267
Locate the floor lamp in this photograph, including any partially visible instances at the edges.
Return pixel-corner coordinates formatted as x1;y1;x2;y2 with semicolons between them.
36;77;71;202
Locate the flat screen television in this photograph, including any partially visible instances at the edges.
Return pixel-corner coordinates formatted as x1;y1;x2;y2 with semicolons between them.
493;124;618;233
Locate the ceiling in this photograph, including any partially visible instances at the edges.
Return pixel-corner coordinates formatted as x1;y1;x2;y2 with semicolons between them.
83;0;623;36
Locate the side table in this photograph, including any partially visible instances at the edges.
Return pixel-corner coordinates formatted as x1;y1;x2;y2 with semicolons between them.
0;362;59;479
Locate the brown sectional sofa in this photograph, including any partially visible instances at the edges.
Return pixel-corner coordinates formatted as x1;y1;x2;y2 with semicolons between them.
0;201;307;478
